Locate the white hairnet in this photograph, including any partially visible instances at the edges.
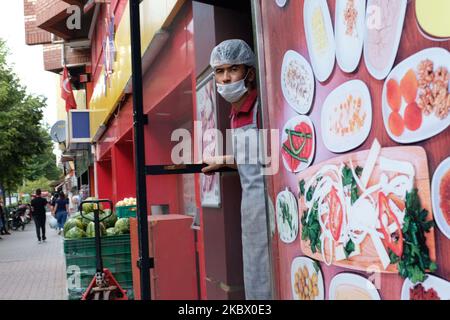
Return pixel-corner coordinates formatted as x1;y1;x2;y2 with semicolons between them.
210;39;256;69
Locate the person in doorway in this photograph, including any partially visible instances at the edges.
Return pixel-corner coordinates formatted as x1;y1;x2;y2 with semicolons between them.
202;39;272;300
30;189;49;243
54;192;69;235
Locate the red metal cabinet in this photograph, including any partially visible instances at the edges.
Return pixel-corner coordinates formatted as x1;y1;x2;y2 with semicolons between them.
130;215;198;300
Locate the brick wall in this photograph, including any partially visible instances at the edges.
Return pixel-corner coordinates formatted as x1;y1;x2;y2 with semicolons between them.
43;43;91;72
35;0;70;28
24;0;52;45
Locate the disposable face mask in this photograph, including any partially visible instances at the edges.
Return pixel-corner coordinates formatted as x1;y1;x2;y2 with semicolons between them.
216;71;250;103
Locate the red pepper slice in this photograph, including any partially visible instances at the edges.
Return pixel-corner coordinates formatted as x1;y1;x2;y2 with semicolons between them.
328;186;343;242
281;122;313;171
378;192;404;257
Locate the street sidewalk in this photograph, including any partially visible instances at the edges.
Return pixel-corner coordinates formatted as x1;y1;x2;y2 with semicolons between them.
0;213;67;300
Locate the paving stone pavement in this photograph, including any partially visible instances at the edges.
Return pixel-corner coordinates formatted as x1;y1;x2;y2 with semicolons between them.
0;213;67;300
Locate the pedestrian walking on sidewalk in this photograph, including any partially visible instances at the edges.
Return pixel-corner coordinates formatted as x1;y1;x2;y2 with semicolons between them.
0;199;11;235
54;192;69;235
30;189;49;243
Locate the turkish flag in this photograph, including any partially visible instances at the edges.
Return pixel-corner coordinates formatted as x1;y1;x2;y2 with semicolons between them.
61;66;77;112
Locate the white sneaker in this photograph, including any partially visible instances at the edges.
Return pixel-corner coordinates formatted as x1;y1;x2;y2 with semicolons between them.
38;240;42;244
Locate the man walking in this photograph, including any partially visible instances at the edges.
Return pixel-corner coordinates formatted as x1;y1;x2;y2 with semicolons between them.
30;189;49;243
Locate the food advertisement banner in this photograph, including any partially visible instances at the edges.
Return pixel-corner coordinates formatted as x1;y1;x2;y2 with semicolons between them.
256;0;449;300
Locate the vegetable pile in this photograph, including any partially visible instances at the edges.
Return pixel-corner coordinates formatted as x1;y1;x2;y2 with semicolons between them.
63;199;130;239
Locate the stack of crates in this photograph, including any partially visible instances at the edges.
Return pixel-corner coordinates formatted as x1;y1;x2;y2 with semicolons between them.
116;205;137;218
63;234;134;300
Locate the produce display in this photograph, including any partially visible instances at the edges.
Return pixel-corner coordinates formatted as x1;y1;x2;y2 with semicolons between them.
116;197;137;207
63;200;128;239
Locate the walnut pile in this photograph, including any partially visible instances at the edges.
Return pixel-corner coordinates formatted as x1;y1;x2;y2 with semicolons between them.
417;60;449;119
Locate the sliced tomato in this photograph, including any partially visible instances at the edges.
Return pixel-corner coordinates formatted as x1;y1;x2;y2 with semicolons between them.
328;186;343;242
378;192;403;257
281;122;313;171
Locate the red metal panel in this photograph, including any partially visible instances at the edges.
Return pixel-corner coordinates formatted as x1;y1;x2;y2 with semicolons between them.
89;166;95;197
111;138;136;204
96;159;113;200
130;215;198;300
142;5;194;115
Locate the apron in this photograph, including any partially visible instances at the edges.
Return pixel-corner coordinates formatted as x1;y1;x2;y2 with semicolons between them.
231;102;272;300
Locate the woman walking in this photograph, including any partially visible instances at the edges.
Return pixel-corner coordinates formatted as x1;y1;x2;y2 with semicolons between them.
53;192;69;235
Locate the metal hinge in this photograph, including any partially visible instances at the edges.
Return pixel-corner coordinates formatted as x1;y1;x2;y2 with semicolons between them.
137;257;154;269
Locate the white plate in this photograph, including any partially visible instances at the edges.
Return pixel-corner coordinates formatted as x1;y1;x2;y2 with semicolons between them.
329;273;381;300
281;115;316;173
291;257;325;300
321;80;372;153
363;0;407;80
431;157;450;239
276;189;299;244
335;0;366;73
275;0;288;8
281;50;315;114
304;0;336;82
401;274;450;300
381;47;450;144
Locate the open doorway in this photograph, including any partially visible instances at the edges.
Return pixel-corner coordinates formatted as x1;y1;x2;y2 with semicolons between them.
193;0;258;300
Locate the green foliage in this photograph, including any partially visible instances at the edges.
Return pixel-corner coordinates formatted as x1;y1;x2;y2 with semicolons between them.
0;39;61;195
17;177;52;196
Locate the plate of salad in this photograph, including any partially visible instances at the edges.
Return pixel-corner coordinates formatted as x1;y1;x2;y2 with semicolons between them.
276;188;299;244
298;139;437;283
281;115;316;173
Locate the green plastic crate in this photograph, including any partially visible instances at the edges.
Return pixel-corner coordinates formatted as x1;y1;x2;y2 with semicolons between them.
116;205;137;218
64;234;134;300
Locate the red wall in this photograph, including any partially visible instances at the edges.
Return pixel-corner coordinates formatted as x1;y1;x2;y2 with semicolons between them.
96;158;113;200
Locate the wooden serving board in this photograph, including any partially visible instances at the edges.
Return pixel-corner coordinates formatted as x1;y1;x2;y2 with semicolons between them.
298;146;436;273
